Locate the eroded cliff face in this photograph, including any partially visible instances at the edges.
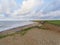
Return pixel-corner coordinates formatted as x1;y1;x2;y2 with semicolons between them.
42;22;60;32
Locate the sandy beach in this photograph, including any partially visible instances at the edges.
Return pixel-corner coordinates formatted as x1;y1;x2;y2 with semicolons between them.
0;22;60;45
0;28;60;45
0;22;38;35
0;23;60;45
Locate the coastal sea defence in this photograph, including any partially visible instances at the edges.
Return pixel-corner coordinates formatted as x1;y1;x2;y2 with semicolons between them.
0;22;39;35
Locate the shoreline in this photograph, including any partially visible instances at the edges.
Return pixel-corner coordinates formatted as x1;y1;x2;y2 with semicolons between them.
0;22;38;35
0;21;34;32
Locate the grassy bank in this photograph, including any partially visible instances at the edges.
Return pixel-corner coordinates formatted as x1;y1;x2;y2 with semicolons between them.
0;20;60;39
45;20;60;26
0;26;43;39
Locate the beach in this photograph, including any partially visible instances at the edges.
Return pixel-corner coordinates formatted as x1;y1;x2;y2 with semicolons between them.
0;27;60;45
0;21;34;32
0;22;38;35
0;21;60;45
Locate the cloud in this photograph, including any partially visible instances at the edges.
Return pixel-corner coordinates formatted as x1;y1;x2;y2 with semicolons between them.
0;0;19;16
0;4;2;13
11;0;43;17
0;0;60;20
42;0;60;14
35;10;60;20
34;0;60;20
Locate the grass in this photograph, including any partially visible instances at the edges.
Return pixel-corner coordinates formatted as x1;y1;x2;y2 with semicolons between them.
16;26;44;36
0;26;41;39
1;20;59;39
45;20;60;26
0;35;7;39
0;33;16;39
0;27;33;39
16;27;34;36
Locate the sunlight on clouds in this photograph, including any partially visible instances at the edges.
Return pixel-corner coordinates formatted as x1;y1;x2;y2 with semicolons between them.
0;4;2;13
0;0;60;20
11;0;43;17
0;0;19;15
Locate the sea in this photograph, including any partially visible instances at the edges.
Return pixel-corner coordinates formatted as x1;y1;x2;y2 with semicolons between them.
0;21;34;32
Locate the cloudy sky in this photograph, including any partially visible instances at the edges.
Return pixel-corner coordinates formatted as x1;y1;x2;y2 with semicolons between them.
0;0;60;20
